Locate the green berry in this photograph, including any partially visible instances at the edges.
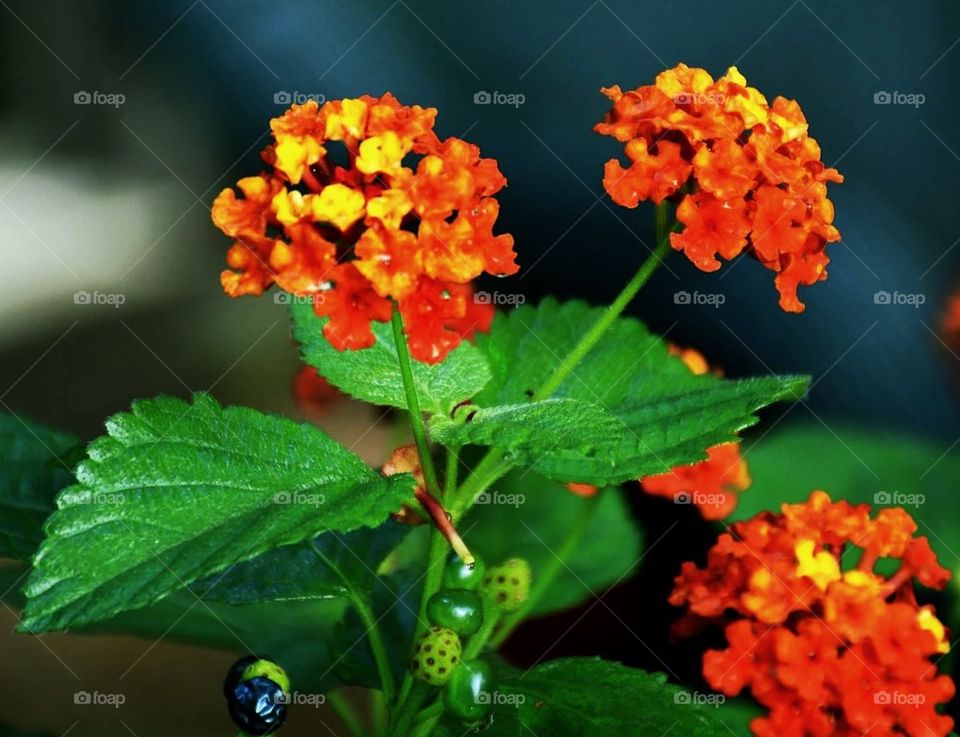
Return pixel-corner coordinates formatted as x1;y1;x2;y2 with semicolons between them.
427;589;484;636
240;658;291;696
443;553;486;590
443;659;496;723
482;558;531;612
410;626;462;686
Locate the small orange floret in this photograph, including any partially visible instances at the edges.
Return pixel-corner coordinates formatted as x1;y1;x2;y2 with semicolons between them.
595;64;843;312
211;93;516;363
670;491;954;737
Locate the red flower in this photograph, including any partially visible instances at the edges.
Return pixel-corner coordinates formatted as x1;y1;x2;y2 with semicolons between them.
595;64;843;312
671;491;954;737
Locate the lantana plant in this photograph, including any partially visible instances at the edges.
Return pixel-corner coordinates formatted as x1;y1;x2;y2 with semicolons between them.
3;65;953;737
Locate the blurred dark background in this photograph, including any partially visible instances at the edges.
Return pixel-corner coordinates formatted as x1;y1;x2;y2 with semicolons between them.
1;1;959;734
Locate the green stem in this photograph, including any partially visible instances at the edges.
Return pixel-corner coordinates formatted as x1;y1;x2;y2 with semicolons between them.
532;201;673;401
391;681;430;737
310;542;396;704
489;495;601;648
372;689;389;737
409;701;445;736
390;305;442;498
326;690;366;737
463;597;502;659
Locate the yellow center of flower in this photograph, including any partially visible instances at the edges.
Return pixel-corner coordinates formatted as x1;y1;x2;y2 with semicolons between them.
312;183;366;231
794;538;841;590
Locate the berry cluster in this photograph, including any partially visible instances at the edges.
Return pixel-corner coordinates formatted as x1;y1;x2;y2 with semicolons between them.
595;63;843;312
409;553;532;726
211;93;517;362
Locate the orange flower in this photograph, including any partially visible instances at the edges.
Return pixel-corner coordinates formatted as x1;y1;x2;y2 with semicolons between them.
595;64;843;312
211;94;516;363
670;491;954;737
940;288;960;351
639;344;749;519
292;365;342;416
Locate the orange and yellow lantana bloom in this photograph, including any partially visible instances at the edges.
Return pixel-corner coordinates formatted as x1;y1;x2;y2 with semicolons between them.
595;64;843;312
671;491;954;737
212;94;517;363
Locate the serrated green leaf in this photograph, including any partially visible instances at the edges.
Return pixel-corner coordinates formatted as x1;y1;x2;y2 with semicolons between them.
20;393;415;633
434;658;731;737
0;414;77;560
463;299;808;485
464;470;641;616
429;398;624;457
290;301;491;414
195;522;409;605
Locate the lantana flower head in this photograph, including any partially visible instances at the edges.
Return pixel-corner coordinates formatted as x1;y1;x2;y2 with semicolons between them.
670;491;954;737
640;344;750;519
212;93;516;362
595;64;843;312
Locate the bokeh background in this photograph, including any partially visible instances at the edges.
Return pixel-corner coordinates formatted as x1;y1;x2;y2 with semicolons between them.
2;1;959;734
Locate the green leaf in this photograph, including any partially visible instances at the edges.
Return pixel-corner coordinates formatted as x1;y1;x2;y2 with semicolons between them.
0;414;77;560
435;658;731;737
290;301;491;414
195;522;409;604
731;422;960;566
463;299;807;485
464;470;641;616
430;398;624;457
20;393;415;633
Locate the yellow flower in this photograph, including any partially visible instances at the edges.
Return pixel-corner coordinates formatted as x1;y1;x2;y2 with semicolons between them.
274;135;325;184
312;183;365;231
794;538;840;590
356;131;409;175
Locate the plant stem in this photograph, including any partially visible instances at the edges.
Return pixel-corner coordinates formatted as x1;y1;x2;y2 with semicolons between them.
451;202;675;520
326;690;366;737
409;701;445;735
462;598;502;660
489;494;601;648
532;201;673;401
391;681;430;737
390;305;442;497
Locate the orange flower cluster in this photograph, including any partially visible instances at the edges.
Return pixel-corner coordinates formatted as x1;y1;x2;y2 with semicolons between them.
292;365;342;416
941;288;960;352
595;64;843;312
640;345;750;519
670;491;954;737
212;94;515;362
